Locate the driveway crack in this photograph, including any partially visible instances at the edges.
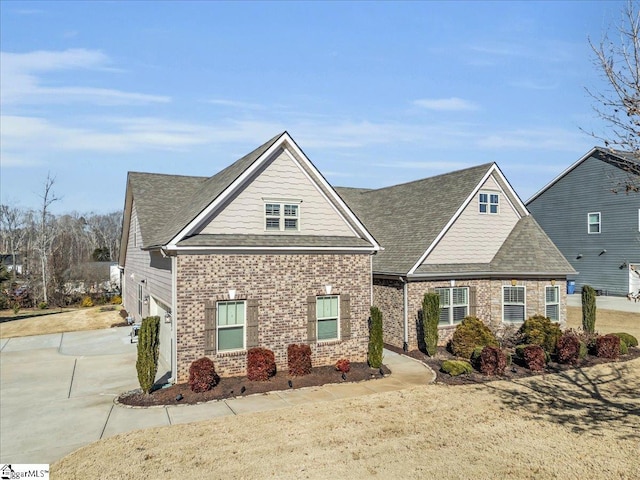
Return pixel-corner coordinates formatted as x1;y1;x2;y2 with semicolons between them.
68;358;77;399
100;404;114;439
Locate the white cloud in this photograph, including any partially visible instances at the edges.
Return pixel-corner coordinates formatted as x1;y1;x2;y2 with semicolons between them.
373;161;472;170
413;97;479;111
477;127;589;151
206;99;265;110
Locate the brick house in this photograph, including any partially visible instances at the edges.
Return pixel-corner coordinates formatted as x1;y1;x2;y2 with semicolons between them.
336;163;575;351
119;132;381;383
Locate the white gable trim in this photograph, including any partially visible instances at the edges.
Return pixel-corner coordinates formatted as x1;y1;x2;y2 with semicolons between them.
407;164;526;275
164;245;377;254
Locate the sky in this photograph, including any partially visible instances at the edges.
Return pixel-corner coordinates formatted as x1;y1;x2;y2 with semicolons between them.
0;0;628;214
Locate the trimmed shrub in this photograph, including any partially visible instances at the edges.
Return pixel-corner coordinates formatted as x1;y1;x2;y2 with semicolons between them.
188;357;218;393
441;360;473;376
620;341;629;355
518;315;561;354
110;295;122;305
595;335;620;359
119;308;128;319
579;341;588;359
581;285;597;334
247;347;276;381
612;332;638;348
450;316;498;359
136;316;160;394
422;292;440;356
288;344;312;376
368;306;383;368
521;344;546;372
81;296;94;308
478;346;507;376
38;302;48;309
335;358;351;373
556;331;581;365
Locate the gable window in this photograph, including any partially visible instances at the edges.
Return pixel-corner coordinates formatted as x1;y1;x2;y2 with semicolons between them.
503;286;525;322
137;284;143;316
265;202;299;231
588;212;601;234
545;286;560;321
216;301;246;351
316;295;339;341
435;287;469;325
479;193;499;214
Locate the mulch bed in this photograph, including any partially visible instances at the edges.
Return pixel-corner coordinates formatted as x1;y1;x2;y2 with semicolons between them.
118;362;391;407
385;343;640;386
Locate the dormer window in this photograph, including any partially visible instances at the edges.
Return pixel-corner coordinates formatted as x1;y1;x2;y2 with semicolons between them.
479;193;499;214
265;201;300;231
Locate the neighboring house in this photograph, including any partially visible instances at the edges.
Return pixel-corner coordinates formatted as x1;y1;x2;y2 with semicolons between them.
527;147;640;297
336;163;575;351
119;132;381;383
65;261;119;294
1;253;23;275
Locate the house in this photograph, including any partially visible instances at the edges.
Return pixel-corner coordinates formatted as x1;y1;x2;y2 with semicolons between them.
336;163;575;351
1;253;23;275
119;132;381;383
527;147;640;297
65;261;119;294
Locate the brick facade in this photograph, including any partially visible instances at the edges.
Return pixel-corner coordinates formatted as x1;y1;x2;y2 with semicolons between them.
175;253;372;382
373;277;568;351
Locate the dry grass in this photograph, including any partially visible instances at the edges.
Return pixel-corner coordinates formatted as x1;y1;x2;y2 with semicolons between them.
567;306;640;339
51;358;640;479
0;306;123;338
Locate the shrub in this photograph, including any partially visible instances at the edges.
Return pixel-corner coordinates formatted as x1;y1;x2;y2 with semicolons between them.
620;341;629;355
38;302;48;310
478;346;507;376
581;285;597;334
335;358;351;373
136;316;160;394
521;344;546;372
441;360;473;376
579;341;588;359
12;303;20;315
422;292;440;356
556;331;581;365
450;316;498;359
612;332;638;348
119;308;128;319
518;315;561;354
110;295;122;305
188;357;218;392
368;306;383;368
246;347;276;381
81;296;94;308
595;335;620;359
288;344;312;376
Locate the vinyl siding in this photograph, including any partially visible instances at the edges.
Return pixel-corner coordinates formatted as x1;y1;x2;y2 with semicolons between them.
200;149;355;237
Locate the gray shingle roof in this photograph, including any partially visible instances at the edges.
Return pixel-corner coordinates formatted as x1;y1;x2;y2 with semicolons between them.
177;234;373;248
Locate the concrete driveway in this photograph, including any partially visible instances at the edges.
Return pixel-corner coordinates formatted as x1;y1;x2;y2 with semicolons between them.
0;328;434;465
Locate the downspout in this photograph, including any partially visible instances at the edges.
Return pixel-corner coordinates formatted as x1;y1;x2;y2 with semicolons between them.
400;276;408;352
170;255;178;385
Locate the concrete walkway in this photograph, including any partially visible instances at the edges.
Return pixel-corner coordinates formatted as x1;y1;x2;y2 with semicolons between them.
567;294;640;313
0;328;434;465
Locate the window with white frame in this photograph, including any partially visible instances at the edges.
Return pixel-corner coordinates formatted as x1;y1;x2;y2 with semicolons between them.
588;212;601;234
316;295;339;341
217;301;246;351
265;202;299;231
479;193;499;214
503;286;525;322
435;287;469;325
545;286;560;321
137;284;143;316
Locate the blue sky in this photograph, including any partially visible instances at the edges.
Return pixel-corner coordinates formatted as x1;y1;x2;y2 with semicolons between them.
0;0;626;214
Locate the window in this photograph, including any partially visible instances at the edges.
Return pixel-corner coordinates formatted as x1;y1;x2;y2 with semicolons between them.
503;286;525;322
217;301;246;351
316;295;339;341
265;202;299;231
545;286;559;321
137;284;143;316
435;287;469;325
588;212;601;234
479;193;499;214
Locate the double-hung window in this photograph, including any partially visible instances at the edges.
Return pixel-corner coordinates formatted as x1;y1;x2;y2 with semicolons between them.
435;287;469;325
217;301;246;351
479;193;499;214
316;295;339;341
503;286;525;322
545;286;560;321
588;212;601;234
265;202;299;231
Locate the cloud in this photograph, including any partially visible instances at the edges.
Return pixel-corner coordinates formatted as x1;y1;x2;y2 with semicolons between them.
206;99;265;110
477;127;589;151
373;161;472;171
413;97;479;111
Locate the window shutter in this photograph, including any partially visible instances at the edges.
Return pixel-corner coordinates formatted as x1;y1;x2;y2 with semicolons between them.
340;294;351;340
307;295;317;342
246;299;259;348
468;287;477;317
204;300;217;355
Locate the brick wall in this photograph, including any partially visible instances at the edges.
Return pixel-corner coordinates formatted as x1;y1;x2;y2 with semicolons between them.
175;253;371;382
372;278;405;348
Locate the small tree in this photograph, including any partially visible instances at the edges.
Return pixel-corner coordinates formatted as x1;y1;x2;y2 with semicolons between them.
368;306;383;368
422;292;440;356
582;285;597;334
136;316;160;394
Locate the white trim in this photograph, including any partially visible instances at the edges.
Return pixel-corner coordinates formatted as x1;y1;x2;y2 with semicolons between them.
216;300;247;353
502;285;526;323
164;245;376;253
316;295;340;342
170;256;177;384
587;211;601;234
434;286;469;325
544;285;560;321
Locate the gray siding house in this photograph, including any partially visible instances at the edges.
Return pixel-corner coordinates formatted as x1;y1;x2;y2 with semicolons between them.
527;147;640;297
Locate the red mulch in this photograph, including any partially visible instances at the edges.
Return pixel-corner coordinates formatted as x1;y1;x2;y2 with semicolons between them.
118;362;391;407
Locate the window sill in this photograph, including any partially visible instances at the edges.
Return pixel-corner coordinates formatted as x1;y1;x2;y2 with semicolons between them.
316;339;341;346
216;349;246;358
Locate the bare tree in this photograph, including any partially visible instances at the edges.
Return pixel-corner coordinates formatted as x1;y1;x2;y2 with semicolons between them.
35;174;61;304
0;204;27;282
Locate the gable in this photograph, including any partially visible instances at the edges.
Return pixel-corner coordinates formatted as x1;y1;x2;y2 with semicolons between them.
198;148;355;237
